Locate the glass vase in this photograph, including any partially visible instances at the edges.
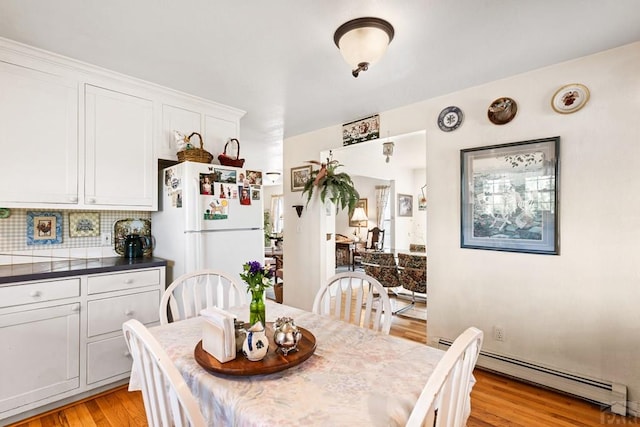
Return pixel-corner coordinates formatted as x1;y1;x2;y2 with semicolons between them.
249;289;266;325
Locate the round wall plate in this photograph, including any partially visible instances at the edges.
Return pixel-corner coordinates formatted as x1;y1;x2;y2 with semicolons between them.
551;83;590;114
488;97;518;125
437;106;464;132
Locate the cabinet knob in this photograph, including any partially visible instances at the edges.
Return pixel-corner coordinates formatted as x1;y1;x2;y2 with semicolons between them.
71;305;80;312
124;310;134;316
124;351;131;358
87;198;96;204
29;290;41;297
69;196;79;203
124;279;133;284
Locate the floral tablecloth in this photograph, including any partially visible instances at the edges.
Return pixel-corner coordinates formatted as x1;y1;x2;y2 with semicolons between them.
130;301;451;426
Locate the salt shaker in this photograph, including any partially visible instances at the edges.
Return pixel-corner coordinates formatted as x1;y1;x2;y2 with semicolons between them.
234;319;246;354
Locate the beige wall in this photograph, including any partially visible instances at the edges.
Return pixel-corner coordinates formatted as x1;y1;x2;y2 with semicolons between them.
283;41;640;411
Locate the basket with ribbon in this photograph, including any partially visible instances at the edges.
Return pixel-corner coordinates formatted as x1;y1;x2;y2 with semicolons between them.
176;131;213;164
217;138;245;168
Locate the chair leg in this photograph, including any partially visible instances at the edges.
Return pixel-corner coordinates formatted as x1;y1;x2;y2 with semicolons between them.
392;291;416;315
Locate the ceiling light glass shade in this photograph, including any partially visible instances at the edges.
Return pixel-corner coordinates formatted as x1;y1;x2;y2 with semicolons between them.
265;171;281;183
334;17;394;77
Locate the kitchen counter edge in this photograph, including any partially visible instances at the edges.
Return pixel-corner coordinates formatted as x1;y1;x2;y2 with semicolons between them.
0;257;168;285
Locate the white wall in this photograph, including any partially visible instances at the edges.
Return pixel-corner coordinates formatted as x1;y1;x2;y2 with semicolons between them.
283;42;640;410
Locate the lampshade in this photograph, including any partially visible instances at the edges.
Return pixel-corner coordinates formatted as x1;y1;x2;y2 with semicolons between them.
334;17;394;77
350;207;368;223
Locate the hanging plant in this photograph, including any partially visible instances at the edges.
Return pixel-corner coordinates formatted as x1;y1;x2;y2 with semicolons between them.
302;151;360;212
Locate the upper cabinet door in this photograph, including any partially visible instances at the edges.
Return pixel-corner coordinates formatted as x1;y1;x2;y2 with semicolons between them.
204;114;240;160
85;85;155;209
0;62;79;205
159;104;202;161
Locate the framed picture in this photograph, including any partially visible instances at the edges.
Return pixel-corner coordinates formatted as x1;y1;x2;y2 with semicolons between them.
27;211;63;245
291;165;312;192
69;212;100;237
342;114;380;146
460;136;559;254
349;198;368;227
398;194;413;217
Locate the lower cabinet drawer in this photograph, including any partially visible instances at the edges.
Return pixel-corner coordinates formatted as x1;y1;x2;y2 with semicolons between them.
87;290;160;337
87;336;132;384
0;278;80;308
87;269;160;295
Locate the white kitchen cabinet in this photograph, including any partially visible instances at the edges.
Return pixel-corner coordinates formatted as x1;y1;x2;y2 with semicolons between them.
159;104;202;160
0;302;80;414
158;103;242;163
204;113;240;160
0;38;245;211
0;61;79;205
0;263;165;423
85;85;155;209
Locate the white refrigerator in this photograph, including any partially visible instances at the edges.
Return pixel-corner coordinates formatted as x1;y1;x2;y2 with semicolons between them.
152;161;264;286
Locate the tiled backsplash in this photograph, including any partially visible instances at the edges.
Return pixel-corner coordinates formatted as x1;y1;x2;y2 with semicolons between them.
0;209;151;265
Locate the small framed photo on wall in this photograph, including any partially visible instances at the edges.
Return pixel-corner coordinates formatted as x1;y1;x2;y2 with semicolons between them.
398;194;413;217
291;165;312;192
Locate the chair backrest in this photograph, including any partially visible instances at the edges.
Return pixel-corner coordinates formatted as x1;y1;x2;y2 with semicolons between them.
312;272;392;334
123;319;206;427
406;327;484;427
361;251;400;288
366;227;385;250
159;269;245;324
397;253;427;294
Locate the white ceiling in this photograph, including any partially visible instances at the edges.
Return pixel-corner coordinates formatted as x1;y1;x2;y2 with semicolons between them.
1;1;639;175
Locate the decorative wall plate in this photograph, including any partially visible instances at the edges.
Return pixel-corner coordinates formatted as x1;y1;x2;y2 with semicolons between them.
437;106;464;132
551;83;590;114
488;97;518;125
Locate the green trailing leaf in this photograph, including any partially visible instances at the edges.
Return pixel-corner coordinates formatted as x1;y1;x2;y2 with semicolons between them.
301;156;359;213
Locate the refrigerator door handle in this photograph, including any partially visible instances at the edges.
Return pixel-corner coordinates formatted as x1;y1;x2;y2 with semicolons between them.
185;228;262;234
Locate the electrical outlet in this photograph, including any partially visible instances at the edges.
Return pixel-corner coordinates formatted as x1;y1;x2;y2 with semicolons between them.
494;326;505;342
101;232;112;246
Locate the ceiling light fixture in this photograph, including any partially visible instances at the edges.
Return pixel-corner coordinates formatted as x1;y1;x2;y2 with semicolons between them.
333;17;395;78
265;171;281;184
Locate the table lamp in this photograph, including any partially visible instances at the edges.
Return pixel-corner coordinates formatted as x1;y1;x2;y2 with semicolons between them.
350;207;368;241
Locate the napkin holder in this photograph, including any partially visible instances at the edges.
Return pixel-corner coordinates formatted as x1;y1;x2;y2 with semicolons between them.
201;307;236;363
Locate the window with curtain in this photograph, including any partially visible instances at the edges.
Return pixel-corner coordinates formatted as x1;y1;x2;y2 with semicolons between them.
375;185;391;249
270;195;284;234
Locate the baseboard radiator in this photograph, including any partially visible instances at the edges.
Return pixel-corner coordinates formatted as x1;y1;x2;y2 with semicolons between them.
438;339;628;416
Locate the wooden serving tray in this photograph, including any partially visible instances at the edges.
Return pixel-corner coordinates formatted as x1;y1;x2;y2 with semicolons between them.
194;323;316;376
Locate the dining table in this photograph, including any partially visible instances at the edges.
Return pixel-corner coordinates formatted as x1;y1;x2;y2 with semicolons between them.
129;300;459;426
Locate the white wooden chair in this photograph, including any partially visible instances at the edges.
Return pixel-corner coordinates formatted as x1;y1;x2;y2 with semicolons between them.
159;269;245;324
122;319;206;427
312;272;392;334
406;327;484;427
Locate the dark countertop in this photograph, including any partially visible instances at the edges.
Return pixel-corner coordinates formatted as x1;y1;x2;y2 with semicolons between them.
0;257;167;285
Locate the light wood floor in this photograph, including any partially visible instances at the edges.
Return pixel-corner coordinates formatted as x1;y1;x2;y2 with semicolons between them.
10;298;639;426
